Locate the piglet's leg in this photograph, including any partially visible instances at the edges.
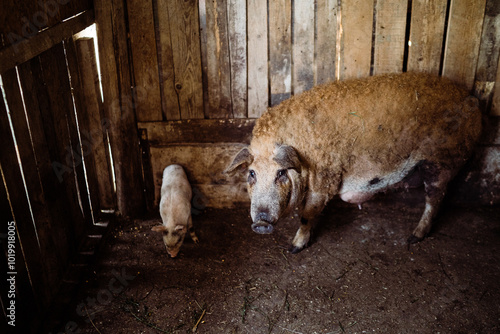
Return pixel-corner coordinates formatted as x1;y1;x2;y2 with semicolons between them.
408;163;452;244
290;217;315;254
188;215;199;243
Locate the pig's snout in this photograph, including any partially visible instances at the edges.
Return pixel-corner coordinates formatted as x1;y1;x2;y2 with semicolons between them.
252;212;274;234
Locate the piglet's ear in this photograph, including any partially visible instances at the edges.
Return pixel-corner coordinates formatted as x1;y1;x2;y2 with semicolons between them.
274;145;301;173
175;225;186;232
151;225;167;232
224;147;254;175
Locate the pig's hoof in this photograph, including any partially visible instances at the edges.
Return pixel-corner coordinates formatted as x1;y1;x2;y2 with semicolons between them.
288;245;305;254
407;234;424;244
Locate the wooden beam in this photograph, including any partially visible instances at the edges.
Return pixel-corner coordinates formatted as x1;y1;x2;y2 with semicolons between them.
0;10;94;75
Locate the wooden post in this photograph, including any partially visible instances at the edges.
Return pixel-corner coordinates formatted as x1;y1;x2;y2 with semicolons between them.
95;0;145;217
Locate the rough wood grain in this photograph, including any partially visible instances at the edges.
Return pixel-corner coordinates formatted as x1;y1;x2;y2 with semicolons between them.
293;1;315;94
339;0;374;79
0;10;94;74
407;0;447;74
205;0;232;118
167;0;204;119
127;0;162;121
373;0;408;75
316;0;338;84
247;0;269;117
269;0;292;106
442;0;487;89
228;0;248;118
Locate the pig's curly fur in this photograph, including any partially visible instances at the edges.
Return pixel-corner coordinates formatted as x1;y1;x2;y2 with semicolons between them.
250;72;482;200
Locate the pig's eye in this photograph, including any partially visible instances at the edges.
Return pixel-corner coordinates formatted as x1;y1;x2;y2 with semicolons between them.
248;170;256;184
277;169;287;181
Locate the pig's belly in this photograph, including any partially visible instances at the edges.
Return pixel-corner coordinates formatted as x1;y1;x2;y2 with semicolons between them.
338;159;421;204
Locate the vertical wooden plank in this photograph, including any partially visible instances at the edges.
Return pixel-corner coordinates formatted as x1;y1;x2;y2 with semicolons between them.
167;0;204;119
205;0;232;118
442;0;486;89
156;0;181;120
247;0;268;117
407;0;447;74
3;68;61;304
339;0;374;80
0;86;43;334
269;0;292;106
75;38;116;211
227;0;247;118
95;0;145;217
372;0;408;75
491;54;500;116
474;0;500;111
293;1;315;94
316;0;338;85
127;0;162;121
0;2;43;49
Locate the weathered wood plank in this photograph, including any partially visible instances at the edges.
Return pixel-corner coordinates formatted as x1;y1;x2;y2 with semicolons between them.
127;0;162;121
75;37;116;210
0;10;94;74
293;1;315;94
205;0;232;118
95;0;145;217
0;2;44;48
407;0;447;74
474;0;500;111
228;0;247;118
138;118;255;145
316;0;338;84
491;53;500;116
269;0;292;106
247;0;269;117
156;0;180;120
373;0;408;75
149;144;249;208
442;0;487;89
339;0;374;79
167;0;204;119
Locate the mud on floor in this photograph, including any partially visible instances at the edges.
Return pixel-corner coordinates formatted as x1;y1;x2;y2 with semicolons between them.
55;194;500;334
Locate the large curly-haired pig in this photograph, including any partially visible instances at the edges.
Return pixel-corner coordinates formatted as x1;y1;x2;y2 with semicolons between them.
226;72;481;253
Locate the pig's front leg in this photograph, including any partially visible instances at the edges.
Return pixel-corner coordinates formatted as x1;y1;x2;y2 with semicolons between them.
289;192;327;254
188;215;199;243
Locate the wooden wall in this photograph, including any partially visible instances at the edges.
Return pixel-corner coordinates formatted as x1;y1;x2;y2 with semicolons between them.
133;0;500;209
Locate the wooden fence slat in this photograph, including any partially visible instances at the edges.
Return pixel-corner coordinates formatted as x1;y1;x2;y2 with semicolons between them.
95;0;145;217
474;0;500;110
74;37;116;210
407;0;447;74
269;0;292;106
167;0;204;120
442;0;487;89
0;2;44;48
339;0;374;79
293;1;315;94
491;53;500;116
0;10;94;75
127;0;162;122
316;0;338;84
205;0;232;118
373;0;408;75
247;0;268;117
228;0;248;118
0;89;43;334
3;68;61;304
39;43;84;246
156;0;181;120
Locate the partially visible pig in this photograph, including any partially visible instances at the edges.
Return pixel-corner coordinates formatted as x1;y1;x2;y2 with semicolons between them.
225;72;481;253
152;164;199;257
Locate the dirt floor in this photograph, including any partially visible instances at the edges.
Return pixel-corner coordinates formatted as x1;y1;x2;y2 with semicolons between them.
54;190;500;334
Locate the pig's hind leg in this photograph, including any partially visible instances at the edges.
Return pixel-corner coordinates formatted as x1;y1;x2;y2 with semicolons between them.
188;215;199;243
408;162;454;244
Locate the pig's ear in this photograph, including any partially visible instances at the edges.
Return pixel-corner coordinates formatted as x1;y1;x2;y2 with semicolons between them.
274;145;302;173
151;225;167;232
175;225;186;232
224;147;254;175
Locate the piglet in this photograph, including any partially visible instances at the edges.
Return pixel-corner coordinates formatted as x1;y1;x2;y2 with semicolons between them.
152;164;199;257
